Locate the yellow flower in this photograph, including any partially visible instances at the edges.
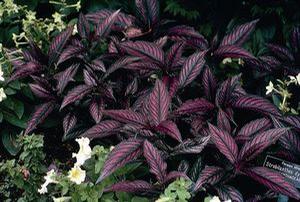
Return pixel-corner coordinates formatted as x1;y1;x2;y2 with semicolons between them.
0;88;7;102
266;81;274;95
72;137;92;166
68;166;86;184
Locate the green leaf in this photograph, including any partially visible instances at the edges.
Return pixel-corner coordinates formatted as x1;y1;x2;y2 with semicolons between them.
1;131;21;156
4;87;16;95
131;197;150;202
8;80;21;90
2;108;27;128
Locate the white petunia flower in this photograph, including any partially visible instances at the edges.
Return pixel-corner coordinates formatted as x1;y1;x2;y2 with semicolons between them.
72;137;92;166
296;73;300;85
38;169;57;194
38;184;48;194
52;196;72;202
0;67;5;81
68;166;86;184
0;88;7;102
266;81;274;95
210;196;221;202
288;75;297;84
222;57;232;64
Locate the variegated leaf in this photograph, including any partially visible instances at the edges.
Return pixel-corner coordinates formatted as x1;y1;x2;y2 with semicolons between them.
48;26;73;65
231;95;281;117
97;138;143;182
209;123;238;164
55;64;79;94
95;9;120;38
104;110;147;126
238;128;288;162
104;180;154;193
81;120;122;139
89;98;104;123
148;79;170;126
25;101;55;135
60;85;93;109
178;51;206;88
193;166;225;192
143;140;167;183
174;98;214;116
156;120;182;142
221;19;259;46
244;167;300;200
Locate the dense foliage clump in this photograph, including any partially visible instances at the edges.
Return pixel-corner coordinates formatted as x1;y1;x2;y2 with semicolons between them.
1;0;300;201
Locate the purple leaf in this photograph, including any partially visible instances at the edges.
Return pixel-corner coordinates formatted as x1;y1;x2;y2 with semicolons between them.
208;123;238;164
283;115;300;132
60;85;93;109
57;45;85;65
122;124;155;137
63;113;77;134
83;69;97;86
154;36;168;48
202;66;217;101
163;171;189;184
214;45;255;59
221;19;259;46
119;41;164;64
231;95;281;117
143;140;167;183
125;78;138;96
267;43;294;62
291;26;300;51
89;98;104;123
216;185;244;202
217;109;231;133
279;130;300;154
238;128;288;162
48;26;73;65
148;79;170;126
235;118;272;142
104;180;154;193
193;166;225;192
90;58;106;72
178;51;206;88
168;25;208;50
9;61;42;82
135;0;159;28
55;64;79;94
244;167;300;199
77;13;90;39
81;120;122;139
174;98;214;116
166;42;185;68
156;120;182;142
106;57;140;76
95;9;120;38
86;9;134;30
104;110;147;126
25;101;55;135
97;138;143;182
29;84;53;99
172;136;210;155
